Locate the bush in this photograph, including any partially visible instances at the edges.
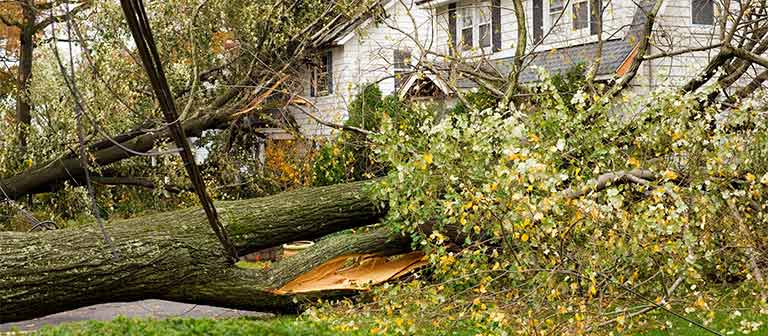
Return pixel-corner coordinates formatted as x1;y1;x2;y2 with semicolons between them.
312;84;412;186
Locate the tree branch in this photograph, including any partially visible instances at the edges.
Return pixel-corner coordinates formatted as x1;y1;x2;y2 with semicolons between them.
604;0;664;98
32;2;90;32
562;169;656;199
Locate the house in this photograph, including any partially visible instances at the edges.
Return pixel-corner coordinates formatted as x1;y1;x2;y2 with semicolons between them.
288;0;434;138
289;0;734;139
415;0;723;94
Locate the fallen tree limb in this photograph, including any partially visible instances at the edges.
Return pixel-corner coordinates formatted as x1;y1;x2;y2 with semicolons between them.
0;108;235;200
562;169;656;199
0;180;406;323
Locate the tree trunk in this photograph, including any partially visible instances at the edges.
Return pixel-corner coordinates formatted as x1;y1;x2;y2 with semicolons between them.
0;181;406;323
14;2;34;153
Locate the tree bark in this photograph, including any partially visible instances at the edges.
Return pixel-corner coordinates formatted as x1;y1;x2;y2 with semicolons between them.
14;1;34;153
0;180;406;323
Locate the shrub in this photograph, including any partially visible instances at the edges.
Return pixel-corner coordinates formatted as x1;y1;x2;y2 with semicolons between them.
312;84;412;186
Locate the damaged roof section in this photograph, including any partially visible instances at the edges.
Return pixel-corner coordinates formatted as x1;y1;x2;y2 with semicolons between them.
308;0;391;48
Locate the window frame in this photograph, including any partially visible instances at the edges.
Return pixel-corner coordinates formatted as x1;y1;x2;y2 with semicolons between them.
458;6;474;49
691;0;715;26
477;4;492;48
455;1;494;50
571;0;590;31
311;51;332;97
547;0;566;34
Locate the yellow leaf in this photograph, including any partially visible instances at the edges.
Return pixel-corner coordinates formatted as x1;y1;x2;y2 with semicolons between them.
745;173;756;183
663;170;679;180
423;152;433;165
627;157;640;168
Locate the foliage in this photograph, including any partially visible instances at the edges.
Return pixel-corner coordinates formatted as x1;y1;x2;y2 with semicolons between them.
449;88;498;115
0;0;381;227
312;85;412;186
548;62;587;106
349;77;768;334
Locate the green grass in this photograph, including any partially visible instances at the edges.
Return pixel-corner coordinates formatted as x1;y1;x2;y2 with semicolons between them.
24;307;768;336
29;317;363;336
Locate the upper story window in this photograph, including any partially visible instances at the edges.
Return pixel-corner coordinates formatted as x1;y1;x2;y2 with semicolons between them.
549;0;565;31
459;7;474;49
456;1;493;50
543;0;600;35
311;50;333;97
692;0;714;25
572;0;589;30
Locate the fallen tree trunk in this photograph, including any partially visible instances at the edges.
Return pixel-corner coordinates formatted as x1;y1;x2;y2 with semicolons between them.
0;181;408;323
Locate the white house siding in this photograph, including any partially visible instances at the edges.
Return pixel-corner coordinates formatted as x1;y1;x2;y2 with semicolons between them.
639;0;720;90
292;44;349;138
292;0;430;138
428;0;635;59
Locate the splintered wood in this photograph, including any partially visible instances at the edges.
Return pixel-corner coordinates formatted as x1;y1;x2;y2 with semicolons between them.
273;252;426;294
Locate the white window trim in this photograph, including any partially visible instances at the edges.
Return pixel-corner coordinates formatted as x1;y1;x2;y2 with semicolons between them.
544;0;568;41
456;1;494;51
690;0;716;26
571;0;591;33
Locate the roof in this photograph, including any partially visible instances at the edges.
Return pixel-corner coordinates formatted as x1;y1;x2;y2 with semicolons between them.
507;39;636;82
309;0;393;48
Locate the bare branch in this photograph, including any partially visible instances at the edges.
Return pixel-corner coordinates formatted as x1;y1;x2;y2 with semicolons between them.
562;169;656;199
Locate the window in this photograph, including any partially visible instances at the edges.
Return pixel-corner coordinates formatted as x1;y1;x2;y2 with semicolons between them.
478;5;492;48
692;0;714;25
549;0;565;31
460;7;474;49
572;0;589;30
394;49;412;89
455;1;494;50
311;51;333;97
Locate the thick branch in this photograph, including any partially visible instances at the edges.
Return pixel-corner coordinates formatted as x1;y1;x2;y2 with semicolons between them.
32;3;90;32
605;0;664;98
0;107;235;200
562;169;656;199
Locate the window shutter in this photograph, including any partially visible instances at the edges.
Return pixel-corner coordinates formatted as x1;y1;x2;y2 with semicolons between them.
325;50;333;94
448;3;457;51
533;0;543;43
492;0;502;52
309;65;315;97
590;0;602;35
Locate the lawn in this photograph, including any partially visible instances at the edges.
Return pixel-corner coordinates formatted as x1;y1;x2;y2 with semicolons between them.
19;310;767;336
